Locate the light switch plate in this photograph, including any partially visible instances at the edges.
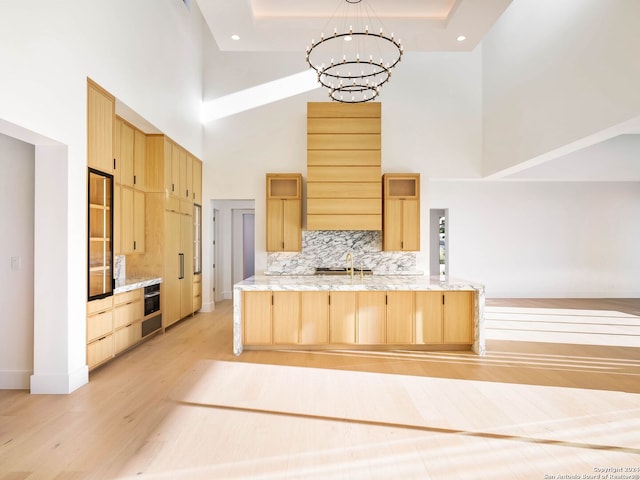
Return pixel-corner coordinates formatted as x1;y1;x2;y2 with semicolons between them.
11;256;20;271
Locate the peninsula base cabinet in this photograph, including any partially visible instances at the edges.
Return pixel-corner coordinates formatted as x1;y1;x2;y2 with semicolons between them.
241;289;475;350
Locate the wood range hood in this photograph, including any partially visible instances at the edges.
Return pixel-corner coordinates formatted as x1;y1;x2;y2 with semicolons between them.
306;102;382;231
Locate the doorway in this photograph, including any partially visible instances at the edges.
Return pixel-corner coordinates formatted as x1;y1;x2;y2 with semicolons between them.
430;208;448;279
211;200;256;301
232;209;255;284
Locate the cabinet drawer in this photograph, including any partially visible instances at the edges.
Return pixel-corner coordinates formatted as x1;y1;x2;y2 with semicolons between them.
307;182;381;199
114;289;142;306
114;300;143;329
87;309;113;342
307;166;381;183
87;296;113;315
307;214;381;231
114;322;142;354
87;335;113;369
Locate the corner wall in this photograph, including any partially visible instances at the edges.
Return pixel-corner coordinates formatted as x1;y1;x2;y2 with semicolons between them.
482;0;640;176
0;134;34;389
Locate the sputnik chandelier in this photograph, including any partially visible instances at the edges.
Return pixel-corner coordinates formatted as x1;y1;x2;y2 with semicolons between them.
305;0;403;103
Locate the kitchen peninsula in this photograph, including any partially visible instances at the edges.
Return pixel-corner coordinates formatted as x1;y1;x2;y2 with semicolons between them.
233;275;485;356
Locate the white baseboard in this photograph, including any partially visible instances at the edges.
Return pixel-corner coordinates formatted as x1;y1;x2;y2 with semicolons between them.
0;369;32;389
30;365;88;394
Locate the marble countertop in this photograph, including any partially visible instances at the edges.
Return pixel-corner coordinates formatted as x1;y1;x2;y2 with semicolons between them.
114;276;162;294
234;274;483;292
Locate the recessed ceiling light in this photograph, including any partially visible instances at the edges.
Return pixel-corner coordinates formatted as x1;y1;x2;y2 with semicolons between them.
457;35;467;42
231;34;240;41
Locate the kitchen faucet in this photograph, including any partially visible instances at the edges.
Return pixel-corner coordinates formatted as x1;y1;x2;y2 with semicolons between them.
345;252;353;281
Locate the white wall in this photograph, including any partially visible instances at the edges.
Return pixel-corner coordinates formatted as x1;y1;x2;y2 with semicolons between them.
0;134;34;389
0;0;205;393
200;45;483;304
430;181;640;298
482;0;640;176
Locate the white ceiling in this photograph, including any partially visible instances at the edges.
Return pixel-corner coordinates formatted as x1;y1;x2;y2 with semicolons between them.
196;0;513;53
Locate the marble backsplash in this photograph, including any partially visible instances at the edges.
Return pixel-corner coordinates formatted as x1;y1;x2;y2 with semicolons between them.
266;230;418;275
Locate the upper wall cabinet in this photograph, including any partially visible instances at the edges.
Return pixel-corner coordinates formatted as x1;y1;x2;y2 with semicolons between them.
266;173;302;252
383;173;420;251
306;102;382;231
87;81;115;174
115;117;146;190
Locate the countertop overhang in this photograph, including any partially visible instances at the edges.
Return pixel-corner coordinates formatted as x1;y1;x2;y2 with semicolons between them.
114;277;162;294
234;274;483;292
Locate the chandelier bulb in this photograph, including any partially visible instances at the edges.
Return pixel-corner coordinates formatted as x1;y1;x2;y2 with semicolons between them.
356;53;360;62
321;33;324;40
334;27;337;37
379;27;383;35
365;25;369;34
391;33;394;40
349;25;353;34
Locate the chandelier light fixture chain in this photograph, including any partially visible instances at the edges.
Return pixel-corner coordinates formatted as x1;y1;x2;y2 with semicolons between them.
306;0;403;103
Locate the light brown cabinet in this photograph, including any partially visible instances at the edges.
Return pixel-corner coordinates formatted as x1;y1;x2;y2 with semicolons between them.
383;173;420;251
241;288;475;350
307;102;382;231
193;274;202;313
87;296;114;369
86;287;155;370
243;291;273;345
266;174;302;252
87;81;115;174
443;291;475;344
386;290;414;344
415;291;443;344
113;289;143;354
163;209;193;328
118;186;145;255
415;291;475;344
357;291;386;344
329;291;357;344
192;156;202;204
300;291;329;345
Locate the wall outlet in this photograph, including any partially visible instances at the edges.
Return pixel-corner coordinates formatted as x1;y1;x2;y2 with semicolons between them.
10;256;21;271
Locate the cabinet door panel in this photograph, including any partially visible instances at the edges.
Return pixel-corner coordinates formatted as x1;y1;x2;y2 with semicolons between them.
272;291;300;344
266;199;284;252
114;322;142;354
243;291;272;345
329;291;356;344
444;291;474;344
402;199;420;251
119;120;135;187
120;186;134;254
283;199;301;251
386;291;414;344
87;83;114;173
301;291;329;345
134;129;146;190
415;291;443;344
357;291;386;344
113;300;142;329
180;213;194;318
134;190;145;253
383;199;402;251
163;211;181;327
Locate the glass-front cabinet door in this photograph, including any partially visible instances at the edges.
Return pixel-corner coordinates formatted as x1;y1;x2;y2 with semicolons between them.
88;168;114;300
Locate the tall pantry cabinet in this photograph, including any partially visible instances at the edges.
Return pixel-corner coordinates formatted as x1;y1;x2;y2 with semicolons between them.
145;135;201;328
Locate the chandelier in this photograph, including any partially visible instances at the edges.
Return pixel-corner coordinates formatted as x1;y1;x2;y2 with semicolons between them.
305;0;403;103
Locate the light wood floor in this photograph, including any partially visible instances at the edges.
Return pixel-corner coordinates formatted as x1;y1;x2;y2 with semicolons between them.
1;299;639;479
